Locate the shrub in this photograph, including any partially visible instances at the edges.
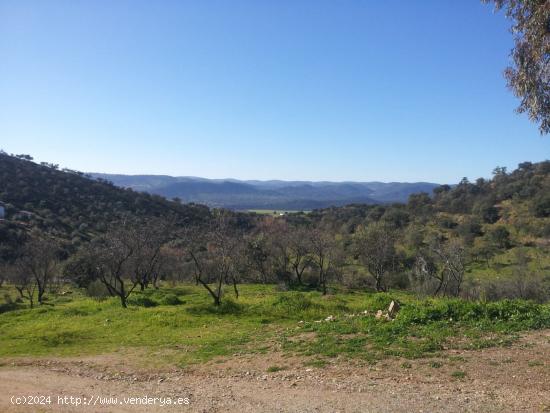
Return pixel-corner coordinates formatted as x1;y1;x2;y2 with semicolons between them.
159;293;183;306
187;298;244;315
128;295;158;308
451;370;466;379
272;292;319;314
85;280;110;301
0;293;18;313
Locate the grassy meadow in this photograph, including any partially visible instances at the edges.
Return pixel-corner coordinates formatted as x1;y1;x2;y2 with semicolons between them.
1;284;549;368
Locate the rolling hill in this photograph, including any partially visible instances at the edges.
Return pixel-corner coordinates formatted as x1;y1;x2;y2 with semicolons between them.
0;153;211;250
90;173;441;210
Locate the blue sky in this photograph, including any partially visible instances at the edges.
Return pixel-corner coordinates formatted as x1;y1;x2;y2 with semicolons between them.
0;0;548;183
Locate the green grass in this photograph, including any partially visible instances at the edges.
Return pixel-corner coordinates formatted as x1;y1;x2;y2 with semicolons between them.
1;284;549;368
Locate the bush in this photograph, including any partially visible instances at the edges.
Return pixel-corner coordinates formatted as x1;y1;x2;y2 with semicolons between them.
159;293;183;306
187;297;244;315
128;295;158;307
272;292;319;314
0;293;18;313
85;280;111;301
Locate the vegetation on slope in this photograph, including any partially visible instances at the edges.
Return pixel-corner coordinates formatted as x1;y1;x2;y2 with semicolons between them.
0;152;211;255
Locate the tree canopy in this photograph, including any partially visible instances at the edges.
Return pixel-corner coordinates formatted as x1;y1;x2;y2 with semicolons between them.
484;0;550;134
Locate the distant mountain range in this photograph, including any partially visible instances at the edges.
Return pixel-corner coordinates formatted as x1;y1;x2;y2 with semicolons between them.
90;174;441;211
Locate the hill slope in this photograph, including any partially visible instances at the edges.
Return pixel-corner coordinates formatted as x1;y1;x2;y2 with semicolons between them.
90;173;440;210
0;153;210;248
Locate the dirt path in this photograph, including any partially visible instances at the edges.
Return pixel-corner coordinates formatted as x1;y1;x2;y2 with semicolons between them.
1;330;549;413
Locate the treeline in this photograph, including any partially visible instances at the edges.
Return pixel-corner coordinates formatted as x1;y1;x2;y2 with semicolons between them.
1;155;549;309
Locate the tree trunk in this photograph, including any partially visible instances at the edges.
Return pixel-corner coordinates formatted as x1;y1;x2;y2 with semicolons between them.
37;287;45;305
119;295;128;308
233;278;239;299
198;278;221;306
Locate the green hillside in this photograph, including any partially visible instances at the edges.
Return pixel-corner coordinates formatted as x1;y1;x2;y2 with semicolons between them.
0;152;210;257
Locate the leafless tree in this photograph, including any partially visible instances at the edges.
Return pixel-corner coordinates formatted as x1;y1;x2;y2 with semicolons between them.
288;227;313;285
245;231;271;283
10;265;38;308
412;253;444;296
354;222;397;292
419;237;467;297
180;214;244;305
16;238;60;305
308;228;341;295
126;219;171;291
69;222;137;307
262;221;294;287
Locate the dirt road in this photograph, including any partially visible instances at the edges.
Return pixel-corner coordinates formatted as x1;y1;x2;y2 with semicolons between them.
1;330;549;413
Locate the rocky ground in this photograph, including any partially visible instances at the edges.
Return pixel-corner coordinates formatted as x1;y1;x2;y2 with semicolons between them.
1;329;549;413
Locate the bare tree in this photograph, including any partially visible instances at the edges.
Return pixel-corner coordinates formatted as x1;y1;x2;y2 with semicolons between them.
308;228;341;295
126;219;171;291
69;224;136;308
354;223;397;292
412;252;445;296
245;231;271;283
16;238;60;305
10;265;37;308
423;237;467;297
181;214;244;305
288;227;312;285
262;221;294;287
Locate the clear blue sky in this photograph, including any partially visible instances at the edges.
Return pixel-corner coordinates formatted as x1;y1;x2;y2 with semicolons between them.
1;0;548;183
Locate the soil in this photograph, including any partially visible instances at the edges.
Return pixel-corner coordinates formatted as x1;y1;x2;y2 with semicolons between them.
1;329;549;413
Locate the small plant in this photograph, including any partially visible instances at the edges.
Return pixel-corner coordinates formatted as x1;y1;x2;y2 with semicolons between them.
401;361;412;369
451;370;466;379
430;361;443;368
303;359;327;368
266;365;286;372
528;360;543;367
